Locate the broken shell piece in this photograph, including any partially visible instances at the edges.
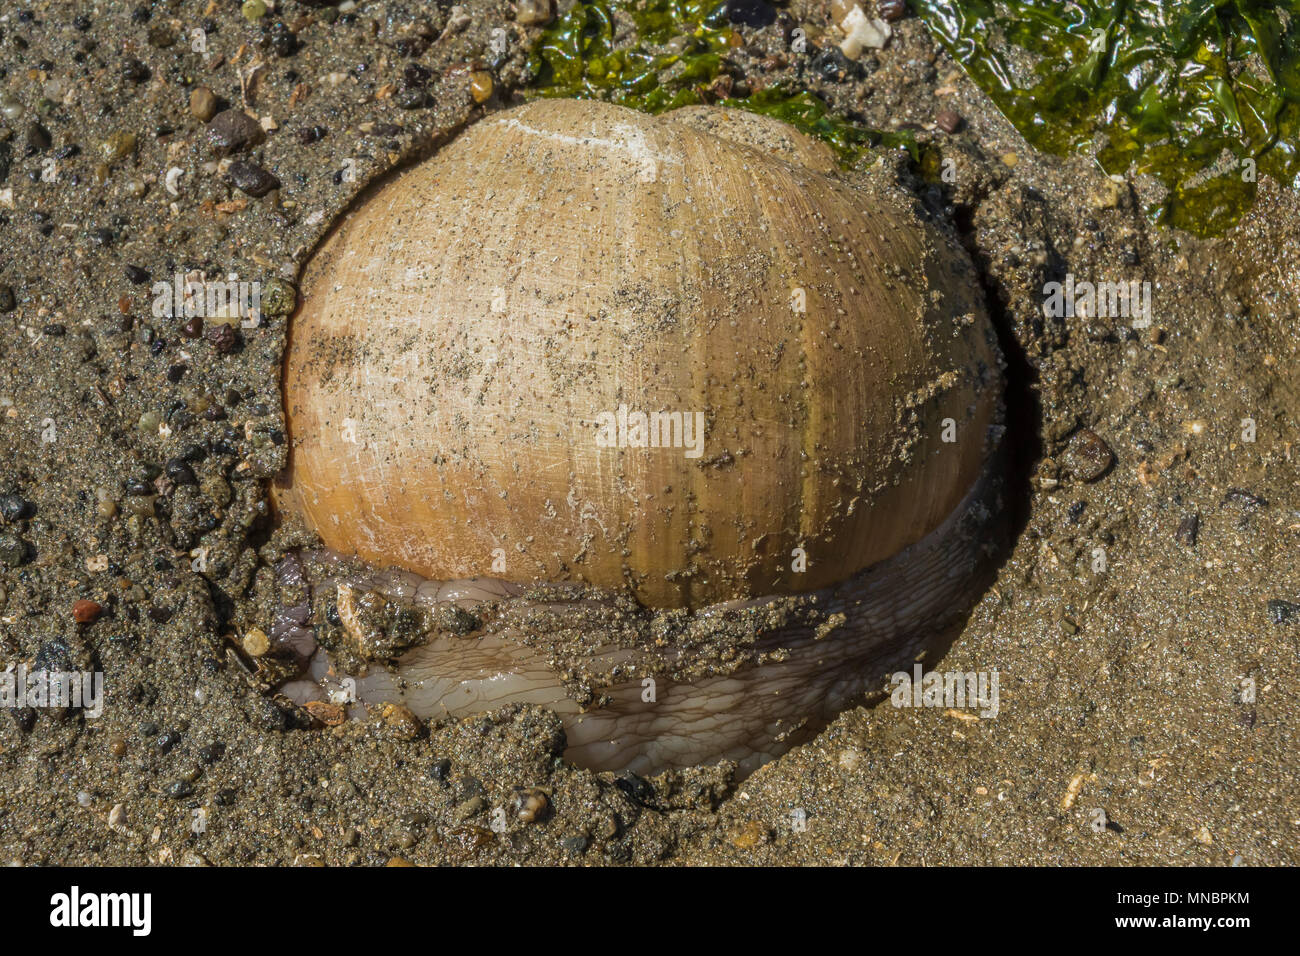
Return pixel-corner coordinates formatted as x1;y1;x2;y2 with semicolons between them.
840;7;891;60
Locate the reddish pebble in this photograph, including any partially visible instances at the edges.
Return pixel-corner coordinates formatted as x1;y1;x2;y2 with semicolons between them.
73;599;103;624
878;0;907;21
936;109;964;134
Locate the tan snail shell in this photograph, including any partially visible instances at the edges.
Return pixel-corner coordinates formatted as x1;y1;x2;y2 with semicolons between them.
277;98;1002;612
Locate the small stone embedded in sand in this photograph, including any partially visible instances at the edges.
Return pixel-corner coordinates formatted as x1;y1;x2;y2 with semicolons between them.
516;0;555;25
514;788;550;823
100;130;137;164
730;819;767;849
190;86;219;122
227;160;281;197
936;109;964;134
1063;428;1114;482
243;628;271;657
72;600;103;624
305;700;346;726
206;109;266;156
0;494;30;522
468;71;494;103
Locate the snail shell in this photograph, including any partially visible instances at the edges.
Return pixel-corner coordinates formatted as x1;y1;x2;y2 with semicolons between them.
278;98;1002;611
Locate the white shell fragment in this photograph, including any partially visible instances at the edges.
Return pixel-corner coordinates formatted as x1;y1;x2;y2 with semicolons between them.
840;7;892;60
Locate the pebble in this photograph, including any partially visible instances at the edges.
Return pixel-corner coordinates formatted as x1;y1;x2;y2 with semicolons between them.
167;780;194;799
124;264;150;285
811;47;854;82
72;600;103;624
165;458;197;485
452;795;486;823
1267;599;1300;625
1175;513;1199;547
227;160;280;197
100;130;138;164
121;58;151;84
380;702;423;740
0;286;14;313
0;534;27;568
468;71;494;104
242;628;270;656
0;494;31;522
514;788;550;823
189;86;219;122
26;122;51;151
206;109;266;156
878;0;908;20
205;322;238;354
935;109;963;133
1061;428;1114;482
730;819;767;849
260;278;297;317
137;410;161;434
95;488;118;519
0;95;23;121
516;0;555;25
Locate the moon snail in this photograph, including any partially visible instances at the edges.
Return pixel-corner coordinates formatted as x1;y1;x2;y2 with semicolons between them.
273;99;1007;777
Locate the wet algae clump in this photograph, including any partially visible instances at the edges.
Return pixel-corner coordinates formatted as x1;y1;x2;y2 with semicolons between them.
912;0;1300;235
524;0;918;162
528;0;1300;235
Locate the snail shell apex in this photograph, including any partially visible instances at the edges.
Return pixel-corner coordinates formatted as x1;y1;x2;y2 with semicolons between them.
279;98;1002;610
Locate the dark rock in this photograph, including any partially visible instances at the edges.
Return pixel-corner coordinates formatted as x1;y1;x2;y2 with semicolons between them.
0;533;27;567
811;46;855;82
205;109;266;155
878;0;908;20
1267;599;1300;625
204;322;239;354
1062;428;1114;482
936;109;964;134
0;494;31;522
227;160;280;197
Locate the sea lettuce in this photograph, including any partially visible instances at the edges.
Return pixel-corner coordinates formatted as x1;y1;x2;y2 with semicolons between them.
912;0;1300;234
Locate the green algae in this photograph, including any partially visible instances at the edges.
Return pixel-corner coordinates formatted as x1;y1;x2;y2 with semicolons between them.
912;0;1300;235
525;0;918;164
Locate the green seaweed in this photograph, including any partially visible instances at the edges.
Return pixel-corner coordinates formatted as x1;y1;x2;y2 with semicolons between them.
525;0;917;164
911;0;1300;235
